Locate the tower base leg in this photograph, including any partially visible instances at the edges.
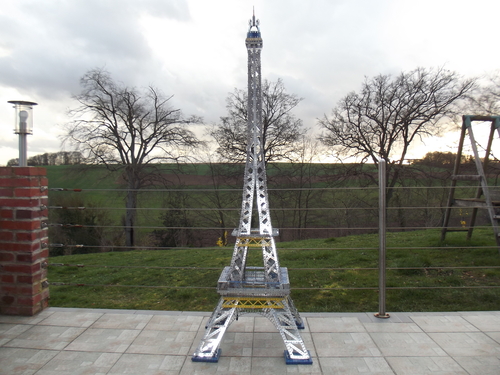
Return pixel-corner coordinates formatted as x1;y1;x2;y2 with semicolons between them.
284;350;313;365
264;301;312;365
191;298;236;363
192;349;221;363
192;296;312;364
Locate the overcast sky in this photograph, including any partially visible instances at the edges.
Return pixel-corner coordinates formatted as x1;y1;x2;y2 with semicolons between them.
0;0;498;165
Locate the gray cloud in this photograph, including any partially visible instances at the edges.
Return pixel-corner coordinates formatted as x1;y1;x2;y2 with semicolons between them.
0;0;191;99
0;0;499;165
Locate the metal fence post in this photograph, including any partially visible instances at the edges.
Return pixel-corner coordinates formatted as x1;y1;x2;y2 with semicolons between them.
375;158;390;319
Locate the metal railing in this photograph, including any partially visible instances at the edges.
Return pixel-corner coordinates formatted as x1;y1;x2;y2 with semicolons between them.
45;163;500;314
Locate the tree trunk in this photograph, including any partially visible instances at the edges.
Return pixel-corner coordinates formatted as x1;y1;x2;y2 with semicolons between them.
125;170;138;248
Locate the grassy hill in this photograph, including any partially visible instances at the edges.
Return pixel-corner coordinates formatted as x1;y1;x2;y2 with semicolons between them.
48;228;500;312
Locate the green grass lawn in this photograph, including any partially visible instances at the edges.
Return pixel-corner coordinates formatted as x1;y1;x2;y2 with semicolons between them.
48;228;500;312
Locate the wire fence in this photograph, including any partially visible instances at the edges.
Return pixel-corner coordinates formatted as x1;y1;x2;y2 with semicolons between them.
46;169;500;312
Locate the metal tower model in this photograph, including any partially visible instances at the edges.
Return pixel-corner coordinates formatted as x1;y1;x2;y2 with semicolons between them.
192;12;312;365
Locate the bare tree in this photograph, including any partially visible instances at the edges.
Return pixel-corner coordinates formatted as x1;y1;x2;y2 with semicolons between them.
210;78;306;163
469;70;500;115
319;67;475;200
63;68;201;247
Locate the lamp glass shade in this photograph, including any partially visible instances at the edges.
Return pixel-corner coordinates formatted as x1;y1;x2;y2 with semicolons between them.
8;100;37;134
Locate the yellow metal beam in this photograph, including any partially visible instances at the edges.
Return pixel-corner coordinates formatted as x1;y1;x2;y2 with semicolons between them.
222;297;285;309
236;237;273;248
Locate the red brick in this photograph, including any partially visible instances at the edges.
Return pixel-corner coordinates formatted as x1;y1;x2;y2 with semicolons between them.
2;221;40;231
24;251;44;263
14;188;43;198
1;295;15;305
0;208;13;219
17;275;36;284
17;297;34;307
1;307;18;315
0;232;14;241
1;285;18;294
15;210;41;220
0;188;14;197
15;231;39;241
16;273;42;285
13;167;46;176
1;274;15;283
17;304;42;316
16;253;38;263
33;293;43;305
0;252;15;262
40;248;49;259
4;263;40;274
0;178;40;188
0;168;14;176
20;284;41;295
0;198;41;207
0;242;40;252
18;293;42;306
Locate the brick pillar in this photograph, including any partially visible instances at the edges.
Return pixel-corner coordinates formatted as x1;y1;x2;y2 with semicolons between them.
0;167;49;316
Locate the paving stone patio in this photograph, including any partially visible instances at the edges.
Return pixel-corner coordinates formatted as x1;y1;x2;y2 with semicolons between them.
1;308;499;374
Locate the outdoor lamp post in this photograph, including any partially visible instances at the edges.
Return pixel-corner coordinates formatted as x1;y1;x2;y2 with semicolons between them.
8;100;38;167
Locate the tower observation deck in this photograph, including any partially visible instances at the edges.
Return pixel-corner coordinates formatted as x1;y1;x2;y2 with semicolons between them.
192;12;312;365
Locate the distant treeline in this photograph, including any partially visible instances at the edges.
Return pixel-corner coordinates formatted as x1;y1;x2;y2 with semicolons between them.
6;151;83;167
6;150;486;168
411;151;476;166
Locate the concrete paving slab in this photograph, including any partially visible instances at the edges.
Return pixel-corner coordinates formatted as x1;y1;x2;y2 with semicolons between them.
369;332;447;357
252;332;293;357
107;353;186;375
90;313;152;330
410;316;479;333
453;356;500;375
307;316;366;333
0;347;58;375
144;314;204;332
313;332;381;357
5;325;85;350
38;311;103;328
364;323;423;333
0;323;32;344
126;330;197;355
462;314;500;331
219;332;254;357
64;328;139;353
226;316;255;333
385;356;468;374
253;316;280;332
35;351;121;375
319;357;394;374
0;310;54;325
428;332;500;357
180;355;252;375
485;331;500;344
2;308;500;373
249;356;322;374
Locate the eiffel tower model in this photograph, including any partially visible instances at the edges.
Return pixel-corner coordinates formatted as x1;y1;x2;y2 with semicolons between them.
192;12;312;365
